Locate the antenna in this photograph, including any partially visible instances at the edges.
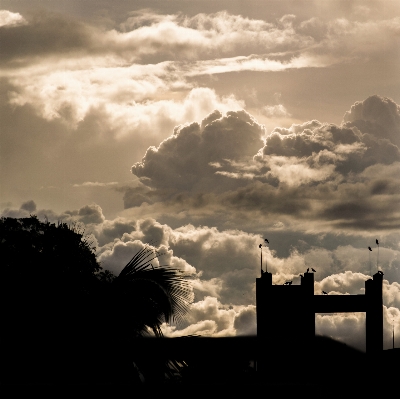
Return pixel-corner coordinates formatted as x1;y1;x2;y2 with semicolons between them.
264;238;269;273
368;246;372;276
259;243;263;276
376;239;380;272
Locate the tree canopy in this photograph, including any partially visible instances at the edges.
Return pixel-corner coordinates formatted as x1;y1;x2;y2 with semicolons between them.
0;216;193;384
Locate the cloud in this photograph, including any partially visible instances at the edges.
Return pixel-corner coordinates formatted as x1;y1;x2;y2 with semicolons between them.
234;305;257;336
383;280;400;309
162;296;256;337
0;12;93;65
316;312;366;351
261;104;291;117
342;95;400;146
315;271;369;294
127;95;400;233
259;115;399;174
73;181;118;188
65;203;105;225
0;10;26;28
20;200;37;213
316;305;400;351
184;53;335;76
161;320;219;337
192;277;223;299
4;9;399;67
97;234;196;277
130;109;264;200
4;10;399;135
92;217;138;246
1;202;106;227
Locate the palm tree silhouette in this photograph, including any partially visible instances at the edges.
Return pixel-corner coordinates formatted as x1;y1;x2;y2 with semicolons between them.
101;244;194;383
111;244;192;338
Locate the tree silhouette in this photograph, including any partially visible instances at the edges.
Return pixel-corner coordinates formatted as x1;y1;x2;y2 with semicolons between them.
0;216;103;383
111;244;192;337
106;244;193;383
0;216;193;384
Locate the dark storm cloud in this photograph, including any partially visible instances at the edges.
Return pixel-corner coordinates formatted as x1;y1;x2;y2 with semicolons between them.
220;181;312;216
0;12;93;65
343;95;400;146
320;196;400;230
370;179;400;196
20;200;37;213
129;95;400;233
65;203;105;225
115;183;157;208
130;110;264;200
259;118;400;175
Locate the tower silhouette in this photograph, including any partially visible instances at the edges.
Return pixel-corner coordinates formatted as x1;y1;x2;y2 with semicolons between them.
256;270;383;373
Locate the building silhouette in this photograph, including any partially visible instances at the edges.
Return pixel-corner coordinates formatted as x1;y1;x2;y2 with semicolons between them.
256;271;383;373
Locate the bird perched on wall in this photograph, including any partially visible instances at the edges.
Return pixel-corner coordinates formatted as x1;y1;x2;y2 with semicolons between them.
378;270;384;275
259;244;262;248
284;281;292;285
265;238;269;244
368;246;372;251
306;268;309;273
322;291;328;295
311;268;316;272
376;239;379;245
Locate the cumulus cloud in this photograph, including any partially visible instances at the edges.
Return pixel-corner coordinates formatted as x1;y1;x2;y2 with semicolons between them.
162;297;256;337
316;305;400;351
126;96;400;234
342;95;400;146
383;280;400;309
258;115;399;174
97;234;196;277
1;201;106;226
316;312;366;351
130;109;264;201
234;305;257;335
0;10;26;27
92;217;137;246
95;218;263;304
65;203;105;225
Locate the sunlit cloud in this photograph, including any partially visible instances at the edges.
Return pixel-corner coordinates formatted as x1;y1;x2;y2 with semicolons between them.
0;10;26;27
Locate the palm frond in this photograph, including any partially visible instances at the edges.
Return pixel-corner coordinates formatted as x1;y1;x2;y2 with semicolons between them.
113;243;193;337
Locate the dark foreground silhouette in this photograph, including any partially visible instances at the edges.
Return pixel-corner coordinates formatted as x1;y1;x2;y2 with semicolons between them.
1;216;398;392
0;216;192;386
2;334;399;388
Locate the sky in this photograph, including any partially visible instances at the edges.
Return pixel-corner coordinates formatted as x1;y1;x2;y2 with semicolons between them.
1;0;400;351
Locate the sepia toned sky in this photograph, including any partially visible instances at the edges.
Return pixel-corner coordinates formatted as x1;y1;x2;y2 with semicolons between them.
1;0;400;350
